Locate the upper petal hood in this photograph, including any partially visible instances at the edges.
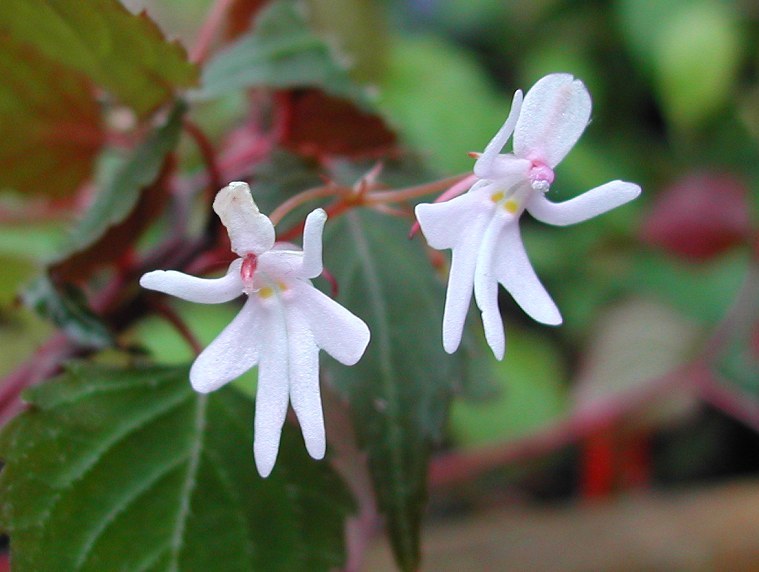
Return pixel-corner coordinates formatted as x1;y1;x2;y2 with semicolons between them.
513;73;591;168
214;181;275;256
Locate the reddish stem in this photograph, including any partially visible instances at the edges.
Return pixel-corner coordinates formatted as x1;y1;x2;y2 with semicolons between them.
183;120;223;202
190;0;236;64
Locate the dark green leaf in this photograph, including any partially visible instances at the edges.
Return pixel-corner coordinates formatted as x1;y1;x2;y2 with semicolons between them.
0;0;198;117
323;209;462;571
0;37;103;197
21;275;112;349
197;0;365;102
50;103;185;280
0;363;353;571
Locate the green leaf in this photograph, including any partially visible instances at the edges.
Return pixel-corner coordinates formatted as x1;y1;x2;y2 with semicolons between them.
21;275;113;349
377;35;507;174
0;363;353;571
323;209;461;571
0;0;198;117
0;37;103;197
197;0;364;102
451;330;568;447
51;103;185;280
653;2;743;130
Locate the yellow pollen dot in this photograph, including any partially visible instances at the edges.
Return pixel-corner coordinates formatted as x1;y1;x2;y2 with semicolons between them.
259;287;274;299
504;199;519;213
277;281;288;291
490;191;505;203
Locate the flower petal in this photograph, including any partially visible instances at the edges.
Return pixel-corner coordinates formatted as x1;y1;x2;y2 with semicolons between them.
474;214;510;359
294;282;369;365
494;223;562;325
474;89;524;178
253;304;290;478
526;180;642;226
140;259;243;304
513;73;591;168
300;208;327;279
189;297;261;393
285;304;325;461
415;186;491;250
213;181;275;256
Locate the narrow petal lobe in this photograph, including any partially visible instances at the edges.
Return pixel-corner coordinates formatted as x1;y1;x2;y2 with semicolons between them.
526;181;642;226
474;89;524;178
140;260;243;304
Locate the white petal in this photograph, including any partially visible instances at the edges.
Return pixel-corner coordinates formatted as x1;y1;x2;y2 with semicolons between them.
474;89;524;178
285;304;325;460
213;181;275;256
253;304;289;478
257;249;303;283
494;223;562;325
415;187;491;250
474;214;509;359
140;259;243;304
294;282;369;365
300;208;327;279
526;180;642;226
441;204;493;354
189;297;261;393
513;74;591;168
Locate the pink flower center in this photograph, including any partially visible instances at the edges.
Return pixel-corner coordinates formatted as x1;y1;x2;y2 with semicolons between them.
528;160;554;191
241;253;257;285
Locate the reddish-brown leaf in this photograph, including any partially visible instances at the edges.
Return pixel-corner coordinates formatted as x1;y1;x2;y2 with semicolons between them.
276;89;398;160
641;172;752;262
0;37;104;197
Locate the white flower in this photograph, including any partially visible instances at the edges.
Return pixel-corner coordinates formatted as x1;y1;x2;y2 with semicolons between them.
140;182;370;477
415;73;641;360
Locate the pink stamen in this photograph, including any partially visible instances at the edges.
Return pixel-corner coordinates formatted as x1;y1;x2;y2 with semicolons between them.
529;160;554;186
241;253;258;283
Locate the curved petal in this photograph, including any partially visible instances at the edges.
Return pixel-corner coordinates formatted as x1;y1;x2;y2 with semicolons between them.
474;89;524;178
474;214;510;359
513;74;591;168
526;180;642;226
140;259;243;304
300;208;327;279
285;304;325;461
415;187;492;250
213;181;275;256
294;282;369;366
257;249;303;283
189;297;261;393
253;304;289;478
494;223;562;325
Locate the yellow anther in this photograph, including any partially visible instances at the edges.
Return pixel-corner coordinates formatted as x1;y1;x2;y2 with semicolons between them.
504;200;519;213
490;191;505;203
259;287;274;299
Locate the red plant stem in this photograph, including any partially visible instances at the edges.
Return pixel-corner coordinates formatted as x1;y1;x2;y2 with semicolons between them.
149;299;204;356
190;0;236;64
579;428;618;499
183;120;223;202
696;372;759;433
428;364;704;488
0;332;76;425
619;431;652;490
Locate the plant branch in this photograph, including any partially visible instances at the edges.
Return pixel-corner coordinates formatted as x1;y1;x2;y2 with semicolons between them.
190;0;236;64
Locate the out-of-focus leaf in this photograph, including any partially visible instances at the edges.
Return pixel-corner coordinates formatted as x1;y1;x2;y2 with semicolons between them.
0;309;53;378
322;209;462;571
0;0;198;117
451;330;567;447
632;250;750;324
21;275;112;349
276;89;397;159
377;35;507;174
0;363;353;571
0;38;103;197
50;103;185;281
573;298;703;430
641;172;751;262
653;2;743;130
198;0;364;102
